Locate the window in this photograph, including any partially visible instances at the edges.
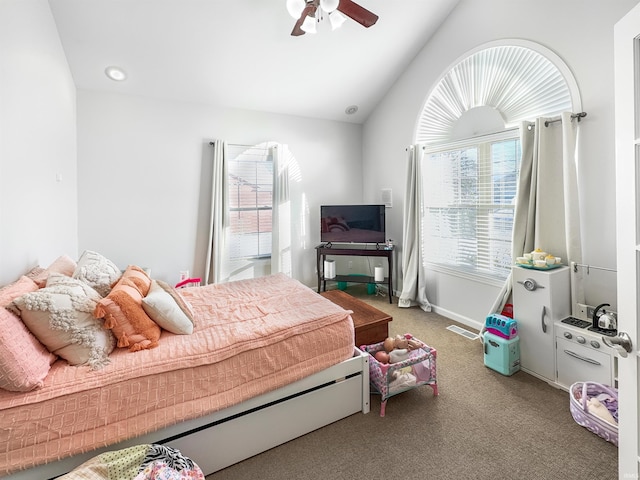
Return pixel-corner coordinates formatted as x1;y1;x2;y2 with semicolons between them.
227;145;273;260
415;42;576;144
422;130;521;280
414;41;580;284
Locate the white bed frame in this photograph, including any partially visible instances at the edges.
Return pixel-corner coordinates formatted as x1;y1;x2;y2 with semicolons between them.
6;347;370;479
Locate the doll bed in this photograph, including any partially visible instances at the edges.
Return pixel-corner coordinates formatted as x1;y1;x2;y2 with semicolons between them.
1;273;370;478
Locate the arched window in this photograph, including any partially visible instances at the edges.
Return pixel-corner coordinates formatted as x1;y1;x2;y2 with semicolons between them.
416;40;581;282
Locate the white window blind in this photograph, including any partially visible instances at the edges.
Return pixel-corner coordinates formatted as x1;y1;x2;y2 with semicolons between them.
227;145;273;260
422;130;521;280
416;44;574;144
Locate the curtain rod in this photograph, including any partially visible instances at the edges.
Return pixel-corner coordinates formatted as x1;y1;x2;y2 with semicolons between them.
209;141;254;147
209;142;275;149
544;111;587;127
409;111;588;148
408;126;520;151
525;111;588;130
571;261;616;274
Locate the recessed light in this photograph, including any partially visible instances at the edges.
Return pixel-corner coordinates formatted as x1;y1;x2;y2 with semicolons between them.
345;105;358;115
105;66;127;82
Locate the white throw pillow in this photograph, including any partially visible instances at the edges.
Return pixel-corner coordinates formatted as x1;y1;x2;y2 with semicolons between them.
73;250;121;297
142;280;194;335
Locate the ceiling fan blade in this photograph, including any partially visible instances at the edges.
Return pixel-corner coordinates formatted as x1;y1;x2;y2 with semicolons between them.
337;0;378;28
291;4;316;36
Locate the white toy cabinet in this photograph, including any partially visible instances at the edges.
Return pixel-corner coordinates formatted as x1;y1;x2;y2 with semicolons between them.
512;266;570;383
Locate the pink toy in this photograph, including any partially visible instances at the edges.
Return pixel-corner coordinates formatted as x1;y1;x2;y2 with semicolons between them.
175;278;201;288
485;314;518;339
361;334;438;416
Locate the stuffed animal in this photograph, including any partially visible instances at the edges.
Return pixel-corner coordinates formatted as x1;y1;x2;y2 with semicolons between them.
587;397;617;425
376;335;422;364
383;334;421;353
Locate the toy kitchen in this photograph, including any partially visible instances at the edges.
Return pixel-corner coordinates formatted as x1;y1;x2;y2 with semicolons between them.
512;255;619;391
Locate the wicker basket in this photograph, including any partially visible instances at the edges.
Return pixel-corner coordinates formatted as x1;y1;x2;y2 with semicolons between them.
569;382;618;446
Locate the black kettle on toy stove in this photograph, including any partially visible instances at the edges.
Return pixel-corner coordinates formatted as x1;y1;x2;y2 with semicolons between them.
592;303;617;333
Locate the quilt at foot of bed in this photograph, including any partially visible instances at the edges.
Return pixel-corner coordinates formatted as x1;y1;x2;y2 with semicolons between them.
58;444;204;480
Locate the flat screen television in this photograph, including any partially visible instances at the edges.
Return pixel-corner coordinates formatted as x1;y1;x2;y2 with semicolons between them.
320;204;386;244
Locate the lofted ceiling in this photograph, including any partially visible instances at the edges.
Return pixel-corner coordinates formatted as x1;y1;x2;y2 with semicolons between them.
48;0;460;124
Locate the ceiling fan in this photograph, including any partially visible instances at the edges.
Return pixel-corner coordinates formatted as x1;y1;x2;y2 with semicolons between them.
288;0;379;36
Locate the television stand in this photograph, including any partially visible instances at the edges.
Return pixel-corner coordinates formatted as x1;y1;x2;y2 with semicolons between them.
316;244;394;303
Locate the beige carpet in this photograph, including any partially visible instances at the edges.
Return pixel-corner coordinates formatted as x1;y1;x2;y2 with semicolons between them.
206;285;617;480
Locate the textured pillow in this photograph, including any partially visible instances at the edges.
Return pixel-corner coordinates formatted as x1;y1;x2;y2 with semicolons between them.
73;250;121;297
94;265;161;351
0;308;56;391
30;254;77;288
142;280;194;335
0;275;39;307
12;274;115;369
25;265;46;281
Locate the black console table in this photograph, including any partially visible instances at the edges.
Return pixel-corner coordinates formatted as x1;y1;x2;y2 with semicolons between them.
316;244;394;303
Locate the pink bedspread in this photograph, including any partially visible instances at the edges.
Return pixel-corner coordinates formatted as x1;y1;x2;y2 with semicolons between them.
0;274;355;476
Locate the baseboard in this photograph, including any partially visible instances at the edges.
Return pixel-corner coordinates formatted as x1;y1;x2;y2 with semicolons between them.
431;305;483;333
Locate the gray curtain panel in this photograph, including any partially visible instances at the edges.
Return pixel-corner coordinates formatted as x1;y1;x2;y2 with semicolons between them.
489;112;583;316
399;145;431;311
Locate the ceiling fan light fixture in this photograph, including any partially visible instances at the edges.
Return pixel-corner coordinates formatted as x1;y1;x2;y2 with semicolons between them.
300;14;317;33
320;0;339;13
286;0;306;19
289;0;378;37
329;11;346;30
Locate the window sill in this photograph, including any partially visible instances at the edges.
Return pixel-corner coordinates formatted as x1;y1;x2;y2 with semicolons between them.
424;263;507;288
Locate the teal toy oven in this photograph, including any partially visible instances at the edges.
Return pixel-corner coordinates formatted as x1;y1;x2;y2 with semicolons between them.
483;331;520;376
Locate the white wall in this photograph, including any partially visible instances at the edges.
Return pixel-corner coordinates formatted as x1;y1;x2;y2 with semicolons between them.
363;0;638;328
76;91;363;287
0;0;77;286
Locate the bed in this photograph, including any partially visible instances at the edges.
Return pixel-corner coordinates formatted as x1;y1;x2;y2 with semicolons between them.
0;257;370;479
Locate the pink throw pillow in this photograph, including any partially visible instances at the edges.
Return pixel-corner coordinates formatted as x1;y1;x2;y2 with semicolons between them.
0;276;39;306
0;308;55;391
31;254;77;288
